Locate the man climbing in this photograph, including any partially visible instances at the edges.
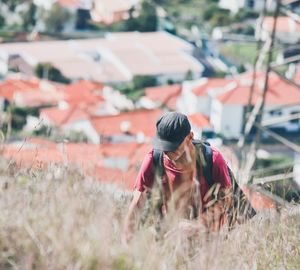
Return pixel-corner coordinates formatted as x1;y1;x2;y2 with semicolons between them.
123;112;242;243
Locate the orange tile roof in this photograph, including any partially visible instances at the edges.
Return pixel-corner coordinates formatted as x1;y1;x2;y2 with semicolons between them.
262;16;300;33
63;80;104;93
192;78;232;96
3;146;63;169
60;80;105;106
95;166;126;184
217;72;300;106
90;109;163;137
2;140;102;171
57;0;81;8
2;138;152;190
144;84;181;109
188;113;211;128
40;106;90;126
0;78;41;101
99;142;139;158
15;89;64;107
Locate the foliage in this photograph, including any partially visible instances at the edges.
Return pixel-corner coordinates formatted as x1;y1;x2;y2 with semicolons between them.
41;3;72;33
4;106;39;131
75;9;91;30
123;1;158;32
21;2;37;30
0;161;299;269
233;9;260;22
117;75;157;101
184;70;194;81
0;15;5;29
1;0;23;11
231;25;255;36
35;62;70;84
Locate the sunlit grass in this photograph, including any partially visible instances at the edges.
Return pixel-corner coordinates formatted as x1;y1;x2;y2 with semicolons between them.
0;159;299;269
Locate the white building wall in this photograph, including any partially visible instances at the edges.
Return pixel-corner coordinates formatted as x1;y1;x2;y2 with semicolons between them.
177;78;207;115
220;104;244;139
264;104;300;131
64;120;100;144
219;0;275;13
0;98;4;112
0;50;8;76
210;99;223;133
219;0;244;13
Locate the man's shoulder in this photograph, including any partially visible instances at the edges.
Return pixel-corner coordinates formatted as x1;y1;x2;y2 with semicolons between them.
196;141;225;165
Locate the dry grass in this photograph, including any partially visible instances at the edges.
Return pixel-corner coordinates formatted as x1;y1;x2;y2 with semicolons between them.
0;159;299;270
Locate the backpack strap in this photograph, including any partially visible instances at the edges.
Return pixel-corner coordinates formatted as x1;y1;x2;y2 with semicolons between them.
193;140;214;188
153;141;214;189
153;149;164;178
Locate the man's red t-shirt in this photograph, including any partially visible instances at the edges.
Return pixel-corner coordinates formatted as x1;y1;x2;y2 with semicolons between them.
134;146;232;207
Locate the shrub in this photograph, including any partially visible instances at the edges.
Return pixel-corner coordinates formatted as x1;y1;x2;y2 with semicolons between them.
35;62;70;84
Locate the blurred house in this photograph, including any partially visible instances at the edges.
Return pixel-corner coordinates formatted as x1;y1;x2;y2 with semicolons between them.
177;72;300;139
91;0;140;25
255;16;300;44
1;137;151;190
177;77;234;117
34;0;92;32
210;72;300;138
0;31;204;84
137;84;182;110
90;109;162;144
219;0;275;14
188;113;214;140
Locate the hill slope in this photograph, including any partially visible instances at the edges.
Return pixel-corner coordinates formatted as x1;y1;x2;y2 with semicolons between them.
0;160;299;270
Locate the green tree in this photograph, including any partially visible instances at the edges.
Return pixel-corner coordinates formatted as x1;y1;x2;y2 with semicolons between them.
118;75;157;101
2;0;23;11
35;62;70;84
22;2;37;30
42;3;71;33
0;15;5;29
184;70;193;81
133;75;157;89
75;9;91;30
124;1;158;32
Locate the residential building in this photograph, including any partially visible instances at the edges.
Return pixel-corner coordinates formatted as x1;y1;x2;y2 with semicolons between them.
219;0;275;14
188;113;213;140
137;84;182;110
210;72;300;138
256;16;300;43
91;0;140;25
177;77;234;116
90;109;163;143
0;31;204;84
2;137;151;190
34;0;92;32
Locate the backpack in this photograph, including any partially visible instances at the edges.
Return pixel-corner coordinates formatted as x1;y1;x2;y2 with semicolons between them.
147;140;256;228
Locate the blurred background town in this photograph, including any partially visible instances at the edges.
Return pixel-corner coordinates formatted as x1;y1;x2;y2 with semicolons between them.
0;0;299;202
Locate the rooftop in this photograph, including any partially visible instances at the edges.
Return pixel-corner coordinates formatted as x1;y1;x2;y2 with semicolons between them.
0;32;203;83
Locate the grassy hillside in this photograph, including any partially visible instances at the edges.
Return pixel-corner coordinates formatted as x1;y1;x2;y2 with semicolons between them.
0;159;299;270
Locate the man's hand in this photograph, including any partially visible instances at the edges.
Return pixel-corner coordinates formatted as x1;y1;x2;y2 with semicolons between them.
122;190;143;245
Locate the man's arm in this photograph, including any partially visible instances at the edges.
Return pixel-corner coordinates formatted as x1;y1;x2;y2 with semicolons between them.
123;189;146;244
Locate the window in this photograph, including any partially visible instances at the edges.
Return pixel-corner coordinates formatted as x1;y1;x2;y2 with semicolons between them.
269;109;282;116
290;111;300;124
247;0;255;8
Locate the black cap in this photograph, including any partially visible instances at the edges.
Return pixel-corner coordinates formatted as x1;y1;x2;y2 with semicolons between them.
153;112;191;152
